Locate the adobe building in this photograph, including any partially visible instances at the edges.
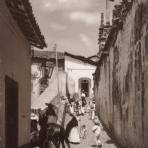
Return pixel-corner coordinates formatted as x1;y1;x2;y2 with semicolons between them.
0;0;46;148
31;50;66;109
31;50;55;98
31;50;64;98
65;52;97;98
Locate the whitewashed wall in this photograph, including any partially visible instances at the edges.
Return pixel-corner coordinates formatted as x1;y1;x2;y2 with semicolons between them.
65;56;96;97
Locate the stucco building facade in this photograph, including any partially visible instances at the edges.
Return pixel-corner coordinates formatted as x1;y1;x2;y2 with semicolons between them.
0;0;46;148
65;52;96;98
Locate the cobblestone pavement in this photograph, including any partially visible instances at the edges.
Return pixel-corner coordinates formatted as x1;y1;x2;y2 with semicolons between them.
64;113;119;148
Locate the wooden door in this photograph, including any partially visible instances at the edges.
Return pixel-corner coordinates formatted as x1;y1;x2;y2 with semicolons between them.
5;76;18;148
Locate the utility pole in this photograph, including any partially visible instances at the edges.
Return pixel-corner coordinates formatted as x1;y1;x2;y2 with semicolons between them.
53;43;60;97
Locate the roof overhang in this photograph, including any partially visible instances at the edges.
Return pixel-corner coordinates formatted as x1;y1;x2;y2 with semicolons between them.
6;0;47;49
65;52;97;66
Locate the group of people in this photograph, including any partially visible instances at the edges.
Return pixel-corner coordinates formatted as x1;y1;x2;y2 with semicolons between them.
66;92;102;148
65;92;87;145
30;93;102;148
68;96;96;120
31;103;70;148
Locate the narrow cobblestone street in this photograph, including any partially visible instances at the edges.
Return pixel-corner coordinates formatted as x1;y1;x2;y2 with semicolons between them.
64;113;119;148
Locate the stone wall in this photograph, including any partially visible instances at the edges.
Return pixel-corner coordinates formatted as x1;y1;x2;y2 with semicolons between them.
94;0;148;148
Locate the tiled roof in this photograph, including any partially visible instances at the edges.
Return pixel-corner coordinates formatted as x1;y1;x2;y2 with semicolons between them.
32;50;65;60
6;0;47;49
65;52;97;66
32;50;97;66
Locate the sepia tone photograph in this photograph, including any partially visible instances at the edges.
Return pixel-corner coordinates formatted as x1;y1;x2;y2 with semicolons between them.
0;0;147;148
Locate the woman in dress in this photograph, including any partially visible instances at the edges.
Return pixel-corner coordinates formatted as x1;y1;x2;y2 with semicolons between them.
66;115;80;144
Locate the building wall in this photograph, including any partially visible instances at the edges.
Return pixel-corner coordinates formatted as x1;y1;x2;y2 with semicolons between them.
95;0;148;148
31;67;67;109
65;56;96;97
0;0;31;147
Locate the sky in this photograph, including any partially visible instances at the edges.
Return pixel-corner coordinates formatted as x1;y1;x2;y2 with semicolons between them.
30;0;120;57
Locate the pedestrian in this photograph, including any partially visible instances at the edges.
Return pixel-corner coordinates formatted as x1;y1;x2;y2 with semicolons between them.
81;91;86;105
69;103;74;115
92;119;102;147
75;100;79;116
90;101;95;120
66;115;80;144
81;90;86;100
81;97;86;115
78;100;82;115
30;113;39;148
87;101;91;114
80;124;87;139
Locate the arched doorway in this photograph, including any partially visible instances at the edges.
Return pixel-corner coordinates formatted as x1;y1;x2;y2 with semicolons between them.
79;78;91;97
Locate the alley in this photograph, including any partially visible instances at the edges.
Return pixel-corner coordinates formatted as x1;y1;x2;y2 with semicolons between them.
64;113;118;148
1;0;148;148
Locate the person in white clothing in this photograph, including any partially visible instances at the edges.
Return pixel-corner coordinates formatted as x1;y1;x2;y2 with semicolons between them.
92;119;102;147
66;115;80;144
81;90;86;98
90;101;95;120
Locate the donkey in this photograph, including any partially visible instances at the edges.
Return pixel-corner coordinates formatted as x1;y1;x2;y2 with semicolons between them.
38;103;70;148
44;123;70;148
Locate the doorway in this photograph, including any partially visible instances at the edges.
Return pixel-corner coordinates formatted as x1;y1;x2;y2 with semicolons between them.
5;76;18;148
79;78;91;97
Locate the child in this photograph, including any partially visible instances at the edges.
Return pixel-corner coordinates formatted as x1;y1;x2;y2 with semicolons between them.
92;119;102;147
80;125;87;139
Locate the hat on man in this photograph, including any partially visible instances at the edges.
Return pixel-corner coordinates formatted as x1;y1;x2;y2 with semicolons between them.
93;118;100;125
31;113;39;121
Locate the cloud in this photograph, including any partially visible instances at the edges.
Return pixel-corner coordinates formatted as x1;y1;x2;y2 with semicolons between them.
80;33;93;47
40;0;93;12
42;1;57;12
49;22;67;31
69;11;100;25
58;0;68;3
30;0;106;56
